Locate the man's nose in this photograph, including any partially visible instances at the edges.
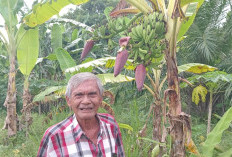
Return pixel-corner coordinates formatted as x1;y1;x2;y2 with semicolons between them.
82;95;91;104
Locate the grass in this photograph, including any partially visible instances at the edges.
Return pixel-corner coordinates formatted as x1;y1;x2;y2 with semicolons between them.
0;94;232;156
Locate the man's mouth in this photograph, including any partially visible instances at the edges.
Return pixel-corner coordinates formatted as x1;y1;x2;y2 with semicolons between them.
79;107;93;111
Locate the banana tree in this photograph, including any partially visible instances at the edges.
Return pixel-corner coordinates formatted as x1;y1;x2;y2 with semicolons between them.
0;0;89;136
17;27;39;136
78;0;205;156
0;0;25;136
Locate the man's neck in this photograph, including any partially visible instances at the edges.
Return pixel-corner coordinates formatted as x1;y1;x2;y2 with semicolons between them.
77;116;99;131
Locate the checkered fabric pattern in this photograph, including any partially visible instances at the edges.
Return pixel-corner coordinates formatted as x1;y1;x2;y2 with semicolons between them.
37;113;125;157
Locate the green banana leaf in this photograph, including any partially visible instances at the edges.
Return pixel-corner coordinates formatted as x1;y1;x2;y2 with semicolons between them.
17;27;39;76
201;107;232;157
51;24;63;52
118;123;133;131
55;48;76;71
24;0;89;27
191;71;232;83
0;0;22;27
177;0;205;41
97;73;134;85
64;38;82;50
65;57;133;73
45;53;57;60
33;86;65;102
218;148;232;157
52;18;92;32
33;74;134;102
65;57;117;73
180;71;232;88
178;63;217;74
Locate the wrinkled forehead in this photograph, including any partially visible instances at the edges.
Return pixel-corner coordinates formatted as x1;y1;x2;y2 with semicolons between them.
72;79;101;93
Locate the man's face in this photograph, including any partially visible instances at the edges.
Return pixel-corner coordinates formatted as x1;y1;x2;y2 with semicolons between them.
66;79;102;122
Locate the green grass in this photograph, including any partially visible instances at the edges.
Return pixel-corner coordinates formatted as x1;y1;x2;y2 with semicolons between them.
0;108;71;157
1;97;232;157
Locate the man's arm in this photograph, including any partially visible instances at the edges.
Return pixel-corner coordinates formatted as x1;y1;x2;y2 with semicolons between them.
116;130;125;157
37;131;51;157
114;120;125;157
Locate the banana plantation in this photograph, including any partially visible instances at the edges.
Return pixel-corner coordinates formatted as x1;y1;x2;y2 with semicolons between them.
0;0;232;156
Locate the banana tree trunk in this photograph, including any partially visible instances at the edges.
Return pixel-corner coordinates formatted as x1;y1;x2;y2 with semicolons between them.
207;90;213;134
153;103;162;141
3;55;17;136
22;77;32;137
165;50;186;157
153;102;165;157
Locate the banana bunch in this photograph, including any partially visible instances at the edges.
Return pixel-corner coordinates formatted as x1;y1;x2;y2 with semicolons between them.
128;11;166;68
92;17;130;40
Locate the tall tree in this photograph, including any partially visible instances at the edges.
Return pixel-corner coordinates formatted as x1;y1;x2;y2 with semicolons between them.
79;0;205;156
179;0;230;64
0;0;89;136
0;0;24;136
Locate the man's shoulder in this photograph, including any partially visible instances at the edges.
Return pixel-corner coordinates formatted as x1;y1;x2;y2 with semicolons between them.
44;114;74;137
98;113;118;126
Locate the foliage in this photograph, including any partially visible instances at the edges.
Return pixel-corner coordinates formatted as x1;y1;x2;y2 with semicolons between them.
192;85;208;105
33;86;65;102
178;63;217;74
200;107;232;157
24;0;90;27
178;0;231;64
70;0;118;26
1;0;232;156
181;71;232;88
17;27;39;76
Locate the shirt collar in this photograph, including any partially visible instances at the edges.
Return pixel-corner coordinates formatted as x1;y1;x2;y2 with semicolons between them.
72;114;105;142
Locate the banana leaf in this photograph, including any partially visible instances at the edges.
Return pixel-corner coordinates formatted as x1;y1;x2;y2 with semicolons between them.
201;107;232;157
17;27;39;76
24;0;89;27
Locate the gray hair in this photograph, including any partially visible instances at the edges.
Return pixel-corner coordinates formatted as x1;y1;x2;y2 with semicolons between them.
65;72;103;98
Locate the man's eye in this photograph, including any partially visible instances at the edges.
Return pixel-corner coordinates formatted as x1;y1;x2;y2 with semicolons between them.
89;92;97;97
75;93;83;97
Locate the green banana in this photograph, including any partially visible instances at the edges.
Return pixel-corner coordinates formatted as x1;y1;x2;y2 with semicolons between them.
158;13;164;21
138;51;145;60
134;50;138;61
133;41;144;48
139;48;147;54
148;38;156;47
154;12;159;21
131;28;140;41
155;22;162;33
143;16;149;27
146;29;155;45
128;51;134;59
142;29;147;41
148;13;153;23
144;53;151;61
131;27;138;37
136;25;143;38
145;25;152;44
147;25;151;35
93;30;98;38
99;26;106;36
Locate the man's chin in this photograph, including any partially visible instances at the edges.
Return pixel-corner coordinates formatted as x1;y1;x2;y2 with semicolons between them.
77;113;96;121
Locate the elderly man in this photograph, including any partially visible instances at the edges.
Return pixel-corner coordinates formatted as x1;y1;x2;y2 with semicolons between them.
37;72;125;157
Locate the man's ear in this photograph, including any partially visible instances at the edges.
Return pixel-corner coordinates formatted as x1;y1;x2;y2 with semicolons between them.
66;96;71;107
100;95;103;104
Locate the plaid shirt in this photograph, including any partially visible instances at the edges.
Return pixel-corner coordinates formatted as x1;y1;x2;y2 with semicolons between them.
37;113;125;157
